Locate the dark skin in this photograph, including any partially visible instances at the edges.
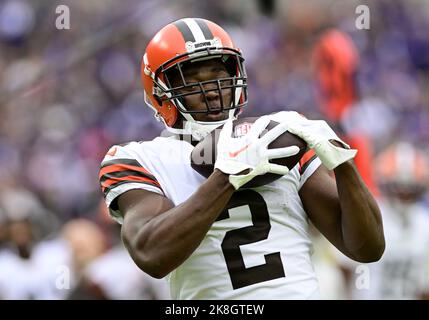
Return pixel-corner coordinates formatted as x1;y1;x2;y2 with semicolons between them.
300;157;385;262
168;59;232;124
119;59;385;278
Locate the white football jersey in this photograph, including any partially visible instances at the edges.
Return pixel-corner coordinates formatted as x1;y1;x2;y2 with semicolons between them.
99;113;322;300
339;199;429;300
0;239;72;300
85;246;171;300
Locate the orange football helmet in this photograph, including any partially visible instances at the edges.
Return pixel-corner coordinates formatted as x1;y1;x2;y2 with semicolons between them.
141;18;247;139
313;29;359;122
375;142;428;200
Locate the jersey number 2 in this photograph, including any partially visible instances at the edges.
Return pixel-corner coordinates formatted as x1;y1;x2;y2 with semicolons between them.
216;189;285;289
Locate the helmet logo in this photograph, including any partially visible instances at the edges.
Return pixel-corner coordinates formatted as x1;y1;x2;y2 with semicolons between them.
185;37;222;53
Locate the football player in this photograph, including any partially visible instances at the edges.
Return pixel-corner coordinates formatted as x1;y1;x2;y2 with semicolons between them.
339;142;429;299
99;18;385;299
312;28;379;197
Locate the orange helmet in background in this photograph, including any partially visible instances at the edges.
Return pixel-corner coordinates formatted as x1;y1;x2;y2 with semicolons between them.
375;142;429;200
313;29;359;122
141;18;247;140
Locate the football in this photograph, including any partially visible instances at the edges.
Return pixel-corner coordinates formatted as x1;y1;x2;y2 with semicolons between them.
190;116;308;188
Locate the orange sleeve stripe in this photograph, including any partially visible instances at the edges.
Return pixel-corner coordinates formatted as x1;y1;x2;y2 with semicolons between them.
99;158;163;196
299;149;316;168
99;164;154;180
101;175;161;192
299;149;318;174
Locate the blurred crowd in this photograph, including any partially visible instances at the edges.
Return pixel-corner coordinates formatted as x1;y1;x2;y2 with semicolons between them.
0;0;429;299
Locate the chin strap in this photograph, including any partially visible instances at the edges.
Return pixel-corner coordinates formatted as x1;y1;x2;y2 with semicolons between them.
189;120;225;141
165;119;225;141
165;108;237;141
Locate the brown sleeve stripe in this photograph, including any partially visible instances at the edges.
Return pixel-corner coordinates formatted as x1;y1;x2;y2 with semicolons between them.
100;170;153;183
99;163;157;181
100;159;156;179
101;175;161;194
102;180;162;198
299;149;317;174
100;171;161;188
99;159;162;196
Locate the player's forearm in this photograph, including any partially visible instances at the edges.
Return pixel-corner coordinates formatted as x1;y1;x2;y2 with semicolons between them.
334;160;385;262
131;169;234;278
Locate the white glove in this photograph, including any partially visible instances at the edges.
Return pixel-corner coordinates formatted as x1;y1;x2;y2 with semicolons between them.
214;116;300;189
271;111;357;170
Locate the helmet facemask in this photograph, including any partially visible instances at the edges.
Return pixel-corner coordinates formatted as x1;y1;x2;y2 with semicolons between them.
151;47;248;140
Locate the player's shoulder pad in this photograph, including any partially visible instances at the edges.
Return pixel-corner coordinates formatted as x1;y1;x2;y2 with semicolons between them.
101;141;140;161
99;141;162;198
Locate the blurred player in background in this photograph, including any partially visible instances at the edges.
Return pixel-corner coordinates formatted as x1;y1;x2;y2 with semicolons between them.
310;29;383;299
99;18;384;299
0;188;71;299
339;142;429;299
312;28;379;196
69;205;170;300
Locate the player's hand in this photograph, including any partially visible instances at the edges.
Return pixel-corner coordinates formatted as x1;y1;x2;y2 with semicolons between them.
274;111;357;170
214;116;300;189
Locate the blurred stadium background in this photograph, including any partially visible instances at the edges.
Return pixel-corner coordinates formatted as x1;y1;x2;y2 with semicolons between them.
0;0;428;299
